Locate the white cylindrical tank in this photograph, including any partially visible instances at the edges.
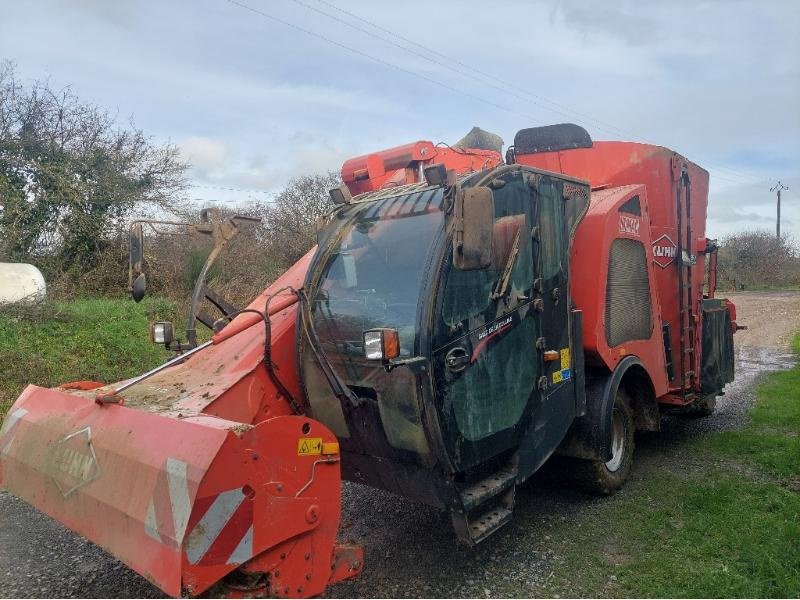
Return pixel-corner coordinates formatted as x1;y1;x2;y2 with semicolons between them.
0;263;47;305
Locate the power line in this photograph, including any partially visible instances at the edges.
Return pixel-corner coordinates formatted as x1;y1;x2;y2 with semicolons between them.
304;0;634;140
190;183;274;195
224;0;757;186
225;0;545;125
191;196;277;204
303;0;764;185
285;0;619;137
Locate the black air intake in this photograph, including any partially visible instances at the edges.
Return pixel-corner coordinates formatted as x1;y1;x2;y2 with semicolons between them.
513;123;592;154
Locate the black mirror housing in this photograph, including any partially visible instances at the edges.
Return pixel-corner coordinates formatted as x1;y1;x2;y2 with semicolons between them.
132;272;147;303
129;223;145;301
453;186;494;270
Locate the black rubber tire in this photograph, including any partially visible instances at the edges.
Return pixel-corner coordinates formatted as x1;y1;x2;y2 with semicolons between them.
570;389;635;495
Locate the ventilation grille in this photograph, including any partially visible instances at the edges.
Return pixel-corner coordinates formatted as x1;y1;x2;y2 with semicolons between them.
606;238;652;347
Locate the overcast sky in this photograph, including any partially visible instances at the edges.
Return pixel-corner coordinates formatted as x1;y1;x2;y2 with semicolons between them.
2;0;798;239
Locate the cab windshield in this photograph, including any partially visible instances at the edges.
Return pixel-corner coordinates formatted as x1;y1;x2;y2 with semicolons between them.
312;188;444;358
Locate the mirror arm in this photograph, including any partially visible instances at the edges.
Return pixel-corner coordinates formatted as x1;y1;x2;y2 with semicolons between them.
452;186;464;254
383;356;427;374
185;217;242;347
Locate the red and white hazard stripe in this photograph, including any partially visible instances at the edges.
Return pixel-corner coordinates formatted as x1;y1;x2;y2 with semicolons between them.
143;456;254;566
184;487;254;566
0;407;27;456
144;457;195;548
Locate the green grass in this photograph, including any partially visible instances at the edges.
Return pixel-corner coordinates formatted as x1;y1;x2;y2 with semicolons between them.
537;333;800;598
702;332;800;480
547;472;800;598
0;297;174;418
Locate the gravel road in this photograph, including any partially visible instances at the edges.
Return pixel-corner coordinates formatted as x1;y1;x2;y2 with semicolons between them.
1;291;797;599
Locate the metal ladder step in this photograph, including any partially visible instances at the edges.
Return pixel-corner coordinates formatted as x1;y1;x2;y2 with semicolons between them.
451;464;517;546
458;468;516;512
463;506;513;545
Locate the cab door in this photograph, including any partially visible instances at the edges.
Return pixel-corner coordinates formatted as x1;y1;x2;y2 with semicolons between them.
516;174;579;478
431;170;585;474
431;170;539;471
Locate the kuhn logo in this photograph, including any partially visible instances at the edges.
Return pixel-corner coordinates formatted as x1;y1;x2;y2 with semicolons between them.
48;427;101;497
652;234;677;268
618;214;641;237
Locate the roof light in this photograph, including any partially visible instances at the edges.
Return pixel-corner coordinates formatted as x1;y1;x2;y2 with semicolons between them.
423;163;448;186
329;184;352;205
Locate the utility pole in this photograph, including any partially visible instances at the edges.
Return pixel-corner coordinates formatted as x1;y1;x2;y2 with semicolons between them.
770;181;789;238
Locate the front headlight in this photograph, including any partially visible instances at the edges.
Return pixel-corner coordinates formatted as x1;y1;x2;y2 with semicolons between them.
150;321;174;346
363;328;400;361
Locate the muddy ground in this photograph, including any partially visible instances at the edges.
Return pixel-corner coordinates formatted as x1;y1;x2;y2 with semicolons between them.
0;291;797;598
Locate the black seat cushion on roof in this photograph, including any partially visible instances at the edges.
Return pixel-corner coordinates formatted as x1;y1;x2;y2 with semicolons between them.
514;123;592;154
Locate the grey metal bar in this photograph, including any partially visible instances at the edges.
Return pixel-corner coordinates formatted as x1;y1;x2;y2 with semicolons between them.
114;340;213;394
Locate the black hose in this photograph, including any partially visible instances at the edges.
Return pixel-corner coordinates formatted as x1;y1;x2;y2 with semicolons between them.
215;301;302;414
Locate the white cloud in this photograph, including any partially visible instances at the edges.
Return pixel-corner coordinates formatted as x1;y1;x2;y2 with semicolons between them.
2;0;796;234
179;137;230;173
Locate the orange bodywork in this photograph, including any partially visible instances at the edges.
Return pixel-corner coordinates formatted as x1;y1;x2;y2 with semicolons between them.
517;140;725;403
342;140;502;195
0;130;733;600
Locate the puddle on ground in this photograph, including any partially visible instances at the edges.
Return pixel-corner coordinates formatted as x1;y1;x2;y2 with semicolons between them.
734;345;796;383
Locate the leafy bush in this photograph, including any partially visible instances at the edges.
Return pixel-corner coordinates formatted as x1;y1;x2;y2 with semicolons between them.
0;61;187;284
717;230;800;290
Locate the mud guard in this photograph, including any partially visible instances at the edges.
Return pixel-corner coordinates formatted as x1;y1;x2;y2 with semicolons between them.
555;356;644;462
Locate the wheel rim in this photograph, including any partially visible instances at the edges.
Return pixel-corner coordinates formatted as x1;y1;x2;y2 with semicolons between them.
605;409;626;472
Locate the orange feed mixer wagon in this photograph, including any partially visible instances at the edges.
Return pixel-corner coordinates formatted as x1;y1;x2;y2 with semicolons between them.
0;124;736;598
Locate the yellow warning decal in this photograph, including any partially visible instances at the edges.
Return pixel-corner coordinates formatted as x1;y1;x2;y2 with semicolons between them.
552;368;572;384
322;441;340;455
560;347;570;370
297;437;323;456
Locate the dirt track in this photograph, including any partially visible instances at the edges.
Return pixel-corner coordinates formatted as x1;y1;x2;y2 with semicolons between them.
725;291;800;350
0;291;798;599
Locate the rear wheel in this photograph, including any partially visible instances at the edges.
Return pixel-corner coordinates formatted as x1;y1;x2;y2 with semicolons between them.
571;390;635;495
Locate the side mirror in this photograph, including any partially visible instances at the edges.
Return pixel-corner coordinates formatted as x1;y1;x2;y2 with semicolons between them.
453;186;494;270
132;272;147;303
129;223;146;302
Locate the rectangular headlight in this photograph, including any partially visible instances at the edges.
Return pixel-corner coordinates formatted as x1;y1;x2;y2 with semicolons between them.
363;330;384;360
150;321;174;345
363;328;400;361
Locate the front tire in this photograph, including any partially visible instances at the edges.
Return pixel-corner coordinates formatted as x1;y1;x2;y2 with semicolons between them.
571;389;635;495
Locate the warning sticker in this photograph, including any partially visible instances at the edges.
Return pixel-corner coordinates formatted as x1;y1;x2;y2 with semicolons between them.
552;368;572;385
297;437;323;456
560;348;570;370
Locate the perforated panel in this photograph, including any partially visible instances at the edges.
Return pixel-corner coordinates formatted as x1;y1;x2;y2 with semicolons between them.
606;238;652;347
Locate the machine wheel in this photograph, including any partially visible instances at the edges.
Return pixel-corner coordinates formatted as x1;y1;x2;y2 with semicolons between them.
572;390;635;495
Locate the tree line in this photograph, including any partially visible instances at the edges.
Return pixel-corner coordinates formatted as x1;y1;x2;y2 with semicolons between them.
0;63;336;306
1;63;797;309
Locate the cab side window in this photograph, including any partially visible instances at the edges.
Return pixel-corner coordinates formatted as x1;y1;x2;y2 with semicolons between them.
441;174;534;330
538;178;565;280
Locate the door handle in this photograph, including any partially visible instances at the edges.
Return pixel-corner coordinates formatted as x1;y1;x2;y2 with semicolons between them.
445;347;470;372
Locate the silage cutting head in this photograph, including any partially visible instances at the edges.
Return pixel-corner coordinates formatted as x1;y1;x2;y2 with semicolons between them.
0;262;363;598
